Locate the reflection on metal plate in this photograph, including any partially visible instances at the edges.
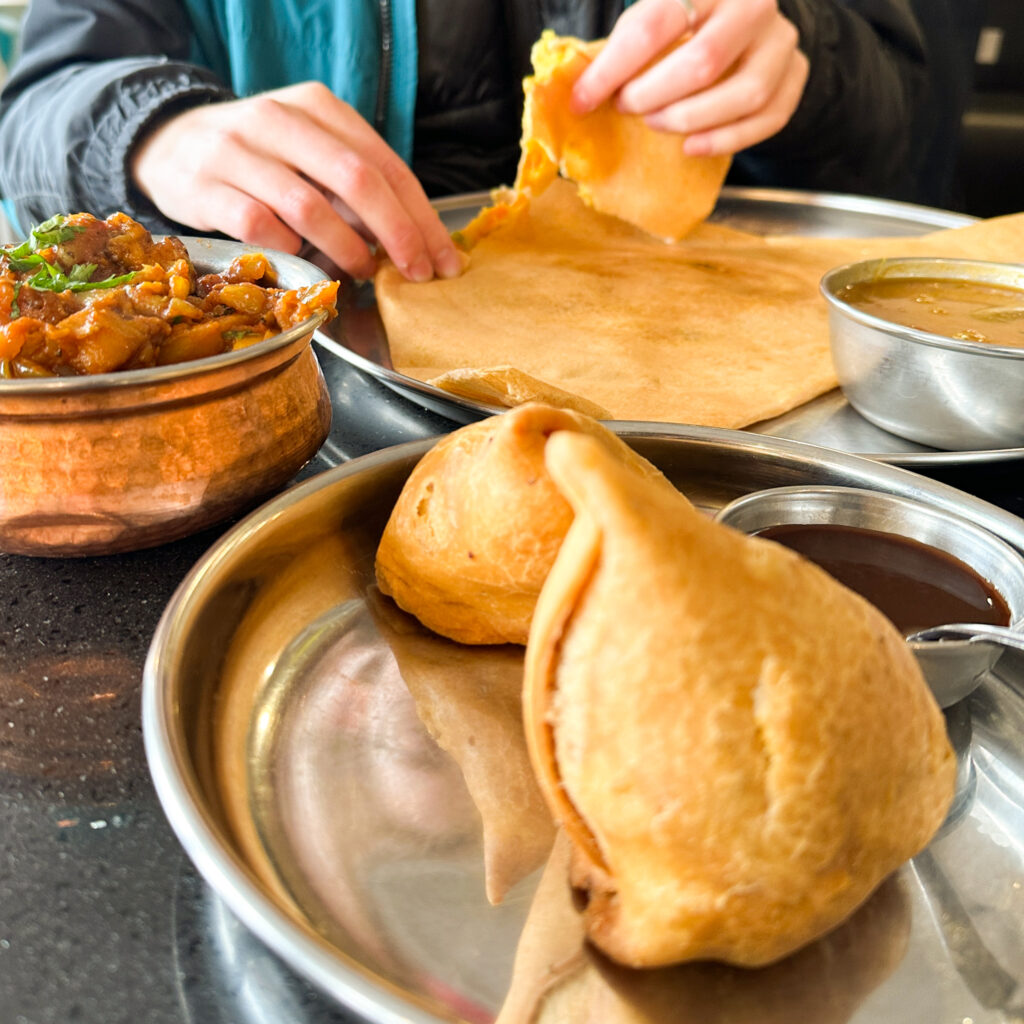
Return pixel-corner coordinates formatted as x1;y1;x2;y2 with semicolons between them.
143;427;1024;1024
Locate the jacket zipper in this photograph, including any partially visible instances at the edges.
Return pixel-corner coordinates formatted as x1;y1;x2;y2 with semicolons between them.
375;0;393;136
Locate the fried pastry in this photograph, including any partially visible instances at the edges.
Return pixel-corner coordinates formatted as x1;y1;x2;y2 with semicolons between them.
374;403;665;645
523;431;956;967
496;831;910;1024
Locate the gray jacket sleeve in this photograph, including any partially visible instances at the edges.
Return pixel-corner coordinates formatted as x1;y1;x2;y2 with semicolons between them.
0;0;234;235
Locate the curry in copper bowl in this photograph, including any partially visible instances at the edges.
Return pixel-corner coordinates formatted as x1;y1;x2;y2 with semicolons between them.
0;212;340;557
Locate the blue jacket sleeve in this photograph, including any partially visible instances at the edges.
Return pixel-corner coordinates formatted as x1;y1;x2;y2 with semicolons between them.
0;0;234;234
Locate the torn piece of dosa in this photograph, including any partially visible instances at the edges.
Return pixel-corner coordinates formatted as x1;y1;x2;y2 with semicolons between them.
376;178;1024;428
515;31;731;242
429;365;612;419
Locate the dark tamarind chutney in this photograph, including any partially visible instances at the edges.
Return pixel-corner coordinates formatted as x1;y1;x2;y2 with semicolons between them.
756;523;1011;636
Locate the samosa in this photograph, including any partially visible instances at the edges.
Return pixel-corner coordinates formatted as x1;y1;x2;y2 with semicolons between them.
523;431;955;967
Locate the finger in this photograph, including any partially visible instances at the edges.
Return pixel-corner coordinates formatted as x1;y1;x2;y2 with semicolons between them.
236;93;436;279
571;0;695;114
275;85;462;278
680;51;809;156
643;18;800;135
204;148;380;278
618;0;779;114
188;181;304;255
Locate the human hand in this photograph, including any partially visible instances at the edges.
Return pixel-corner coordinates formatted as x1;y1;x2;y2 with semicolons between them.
131;82;462;281
571;0;809;157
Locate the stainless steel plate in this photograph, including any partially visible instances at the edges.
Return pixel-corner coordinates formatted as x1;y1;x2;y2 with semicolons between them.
316;188;1024;467
144;426;1024;1023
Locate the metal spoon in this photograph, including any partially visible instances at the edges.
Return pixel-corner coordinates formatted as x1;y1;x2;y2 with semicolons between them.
907;623;1024;708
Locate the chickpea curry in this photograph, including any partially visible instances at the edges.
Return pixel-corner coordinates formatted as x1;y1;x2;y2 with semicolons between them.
0;212;339;378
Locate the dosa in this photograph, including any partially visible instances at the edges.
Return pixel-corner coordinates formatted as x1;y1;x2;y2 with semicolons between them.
376;179;1024;428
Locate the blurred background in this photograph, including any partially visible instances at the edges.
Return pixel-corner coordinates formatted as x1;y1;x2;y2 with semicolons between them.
953;0;1024;217
0;0;1020;225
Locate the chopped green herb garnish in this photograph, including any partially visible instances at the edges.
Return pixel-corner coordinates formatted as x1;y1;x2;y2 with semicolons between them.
223;329;259;340
31;214;86;248
3;215;133;296
7;239;32;261
13;258;136;295
10;281;21;319
69;262;97;283
8;252;46;272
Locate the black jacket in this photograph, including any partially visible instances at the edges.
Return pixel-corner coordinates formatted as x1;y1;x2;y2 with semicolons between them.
0;0;946;236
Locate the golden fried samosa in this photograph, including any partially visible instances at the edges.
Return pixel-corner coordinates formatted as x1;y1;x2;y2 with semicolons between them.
374;403;665;645
523;431;956;968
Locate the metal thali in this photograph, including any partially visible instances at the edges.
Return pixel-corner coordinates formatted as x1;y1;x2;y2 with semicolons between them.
143;424;1024;1024
314;187;1024;468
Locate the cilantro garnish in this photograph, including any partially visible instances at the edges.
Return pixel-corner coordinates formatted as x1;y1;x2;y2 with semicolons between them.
3;215;137;295
30;214;87;248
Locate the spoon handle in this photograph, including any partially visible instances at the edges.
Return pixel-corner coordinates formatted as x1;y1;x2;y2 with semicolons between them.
909;623;1024;654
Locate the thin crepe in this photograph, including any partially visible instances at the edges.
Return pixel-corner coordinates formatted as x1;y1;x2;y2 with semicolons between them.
376;179;1024;428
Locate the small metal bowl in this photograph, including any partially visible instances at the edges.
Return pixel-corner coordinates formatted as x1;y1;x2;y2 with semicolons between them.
0;239;334;557
715;484;1024;625
820;257;1024;451
716;485;1024;708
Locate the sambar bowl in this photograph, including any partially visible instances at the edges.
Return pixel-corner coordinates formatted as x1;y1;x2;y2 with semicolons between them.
0;239;333;557
820;257;1024;451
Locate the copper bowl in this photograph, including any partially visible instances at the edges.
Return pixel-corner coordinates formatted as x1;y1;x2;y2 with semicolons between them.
0;239;333;557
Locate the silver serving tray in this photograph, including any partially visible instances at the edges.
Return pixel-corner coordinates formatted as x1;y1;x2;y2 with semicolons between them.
316;188;1024;468
143;426;1024;1024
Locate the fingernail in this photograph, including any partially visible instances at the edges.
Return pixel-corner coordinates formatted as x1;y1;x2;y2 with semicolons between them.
683;135;711;156
408;256;433;283
435;247;464;279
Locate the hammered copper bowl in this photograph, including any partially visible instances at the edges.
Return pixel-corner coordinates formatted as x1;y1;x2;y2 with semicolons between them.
0;239;333;557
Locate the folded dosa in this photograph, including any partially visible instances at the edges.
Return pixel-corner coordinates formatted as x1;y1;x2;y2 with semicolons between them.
516;31;731;241
376;179;1024;429
523;430;955;967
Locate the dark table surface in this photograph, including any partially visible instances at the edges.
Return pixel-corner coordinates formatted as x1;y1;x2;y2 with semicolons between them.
2;351;1022;1024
